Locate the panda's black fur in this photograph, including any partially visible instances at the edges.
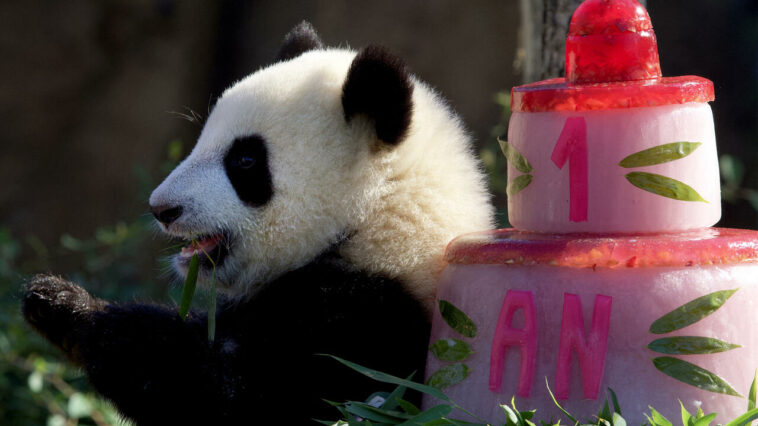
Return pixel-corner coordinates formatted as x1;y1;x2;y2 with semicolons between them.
24;248;428;424
23;22;493;424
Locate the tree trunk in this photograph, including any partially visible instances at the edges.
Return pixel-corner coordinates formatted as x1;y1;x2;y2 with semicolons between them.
518;0;647;83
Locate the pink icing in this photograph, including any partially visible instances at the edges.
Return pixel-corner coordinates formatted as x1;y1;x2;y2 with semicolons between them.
489;290;538;397
555;294;613;400
550;117;589;222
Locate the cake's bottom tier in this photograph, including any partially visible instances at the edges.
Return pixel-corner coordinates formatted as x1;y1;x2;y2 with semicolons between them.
423;263;758;424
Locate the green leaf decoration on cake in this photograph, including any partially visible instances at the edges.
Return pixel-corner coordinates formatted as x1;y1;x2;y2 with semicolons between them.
438;300;477;338
648;336;741;355
507;174;533;197
649;289;738;334
653;357;743;397
619;142;702;168
625;172;708;203
429;338;474;362
498;137;533;173
425;363;470;390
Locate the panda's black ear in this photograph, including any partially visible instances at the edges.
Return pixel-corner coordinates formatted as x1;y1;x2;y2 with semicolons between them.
342;45;414;146
276;21;324;62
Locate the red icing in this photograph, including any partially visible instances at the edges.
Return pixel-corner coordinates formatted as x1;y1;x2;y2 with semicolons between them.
510;0;715;112
555;294;612;400
566;0;660;84
551;117;588;222
445;228;758;268
489;290;538;397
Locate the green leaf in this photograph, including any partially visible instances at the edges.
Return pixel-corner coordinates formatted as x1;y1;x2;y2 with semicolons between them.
647;407;673;426
498;138;533;173
652;357;743;397
749;370;757;411
546;378;578;425
619;142;702;168
647;336;741;355
608;388;622;415
507;174;533;197
724;408;758;426
649;289;738;334
344;401;410;422
426;364;470;390
502;403;521;426
179;253;199;320
611;412;626;426
692;413;717;426
67;392;94;419
625;172;707;203
322;354;450;402
398;404;452;424
438;300;477;338
680;401;693;426
430;338;474;362
381;376;411;411
397;398;421;416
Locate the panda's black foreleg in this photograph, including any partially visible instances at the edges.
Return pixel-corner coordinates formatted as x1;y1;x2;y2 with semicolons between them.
22;274;233;425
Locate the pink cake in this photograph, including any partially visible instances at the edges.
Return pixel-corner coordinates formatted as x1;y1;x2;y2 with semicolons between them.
423;0;758;423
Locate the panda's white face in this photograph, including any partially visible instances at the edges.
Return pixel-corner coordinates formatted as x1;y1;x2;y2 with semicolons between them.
149;49;390;295
149;24;494;307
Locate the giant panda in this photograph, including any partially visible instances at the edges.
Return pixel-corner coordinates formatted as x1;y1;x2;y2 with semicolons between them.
23;22;493;424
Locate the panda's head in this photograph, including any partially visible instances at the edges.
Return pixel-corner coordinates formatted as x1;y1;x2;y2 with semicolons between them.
149;22;493;305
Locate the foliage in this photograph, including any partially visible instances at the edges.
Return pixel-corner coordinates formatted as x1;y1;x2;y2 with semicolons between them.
324;356;758;426
0;140;184;425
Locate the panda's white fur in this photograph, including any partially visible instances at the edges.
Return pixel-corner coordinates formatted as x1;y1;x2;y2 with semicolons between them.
149;47;493;312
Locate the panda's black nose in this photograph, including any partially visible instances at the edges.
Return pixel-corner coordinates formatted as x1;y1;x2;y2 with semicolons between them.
150;205;183;226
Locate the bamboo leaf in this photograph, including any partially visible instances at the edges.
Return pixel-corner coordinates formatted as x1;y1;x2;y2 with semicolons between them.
680;401;693;426
321;354;451;402
749;370;757;411
429;338;474;362
546;378;578;425
649;289;738;334
178;253;199;320
344;401;411;422
609;388;622;415
425;364;470;390
507;174;533;197
625;172;707;203
398;404;452;424
647;336;741;355
724;408;758;426
499;138;533;173
438;300;477;338
619;142;702;168
396;398;421;415
692;413;717;426
612;412;627;426
652;357;743;397
647;407;673;426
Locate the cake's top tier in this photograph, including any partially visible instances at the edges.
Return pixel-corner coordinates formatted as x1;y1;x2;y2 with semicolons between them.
511;0;714;112
445;228;758;269
504;0;721;234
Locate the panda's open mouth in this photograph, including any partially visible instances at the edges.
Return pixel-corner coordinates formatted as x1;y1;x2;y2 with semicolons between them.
178;232;231;269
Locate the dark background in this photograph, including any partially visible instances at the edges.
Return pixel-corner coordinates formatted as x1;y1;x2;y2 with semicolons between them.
1;0;757;273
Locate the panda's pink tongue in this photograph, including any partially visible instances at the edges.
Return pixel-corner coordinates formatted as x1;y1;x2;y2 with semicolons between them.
180;234;222;258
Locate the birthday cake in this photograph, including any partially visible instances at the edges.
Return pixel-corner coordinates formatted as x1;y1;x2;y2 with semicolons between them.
423;0;758;423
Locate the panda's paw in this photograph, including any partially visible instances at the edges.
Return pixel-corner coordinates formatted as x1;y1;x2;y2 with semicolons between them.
22;275;103;342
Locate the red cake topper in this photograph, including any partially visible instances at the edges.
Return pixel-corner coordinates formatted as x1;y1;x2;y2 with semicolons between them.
511;0;714;112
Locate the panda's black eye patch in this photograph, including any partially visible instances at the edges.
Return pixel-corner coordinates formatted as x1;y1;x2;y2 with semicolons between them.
224;135;273;207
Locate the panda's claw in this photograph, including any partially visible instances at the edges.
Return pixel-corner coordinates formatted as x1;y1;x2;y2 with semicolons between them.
22;274;103;347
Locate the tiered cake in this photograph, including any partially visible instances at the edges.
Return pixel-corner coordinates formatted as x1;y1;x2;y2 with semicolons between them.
423;0;758;423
